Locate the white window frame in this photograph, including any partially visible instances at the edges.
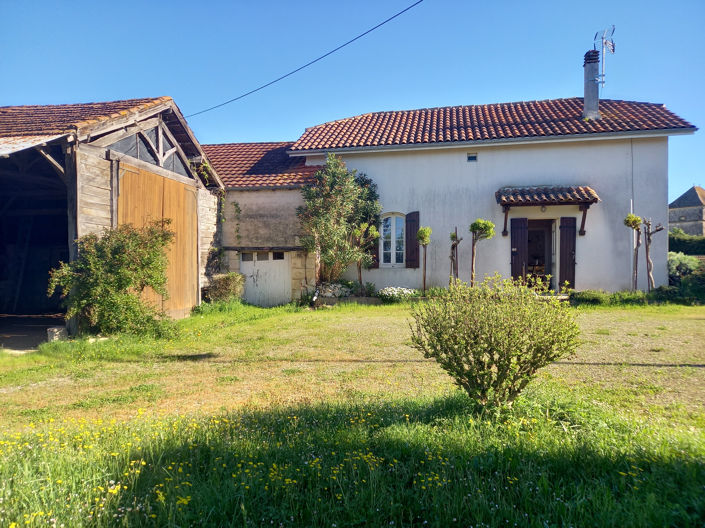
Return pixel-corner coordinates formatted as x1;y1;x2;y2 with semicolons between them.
380;213;405;268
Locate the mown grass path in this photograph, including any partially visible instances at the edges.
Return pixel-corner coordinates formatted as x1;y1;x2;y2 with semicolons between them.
0;303;703;526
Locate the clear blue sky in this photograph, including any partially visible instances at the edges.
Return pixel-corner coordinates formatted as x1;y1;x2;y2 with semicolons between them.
1;0;702;201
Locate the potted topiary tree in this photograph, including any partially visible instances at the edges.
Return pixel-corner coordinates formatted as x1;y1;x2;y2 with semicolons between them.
624;213;642;290
469;219;495;287
416;226;432;295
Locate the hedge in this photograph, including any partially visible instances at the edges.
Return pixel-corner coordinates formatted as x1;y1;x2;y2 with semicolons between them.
669;230;705;255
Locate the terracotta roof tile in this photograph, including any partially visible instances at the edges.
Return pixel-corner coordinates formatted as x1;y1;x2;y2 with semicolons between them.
290;98;695;152
202;142;321;189
496;186;600;206
0;97;172;138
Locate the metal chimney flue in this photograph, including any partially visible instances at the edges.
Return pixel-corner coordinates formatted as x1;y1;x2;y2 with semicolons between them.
583;49;601;120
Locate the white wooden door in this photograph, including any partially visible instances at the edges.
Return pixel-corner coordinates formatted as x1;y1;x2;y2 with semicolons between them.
240;251;291;307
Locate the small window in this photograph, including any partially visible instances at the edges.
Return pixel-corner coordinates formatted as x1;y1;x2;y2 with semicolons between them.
273;252;285;260
257;252;269;261
380;213;405;267
467;153;478;162
241;252;253;262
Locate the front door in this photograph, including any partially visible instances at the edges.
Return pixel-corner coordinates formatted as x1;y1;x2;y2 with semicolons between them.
527;220;553;285
559;217;576;289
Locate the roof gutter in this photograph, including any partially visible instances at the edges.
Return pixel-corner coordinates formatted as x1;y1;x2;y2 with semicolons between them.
287;127;697;157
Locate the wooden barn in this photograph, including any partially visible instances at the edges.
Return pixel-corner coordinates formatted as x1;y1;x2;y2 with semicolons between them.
0;97;223;319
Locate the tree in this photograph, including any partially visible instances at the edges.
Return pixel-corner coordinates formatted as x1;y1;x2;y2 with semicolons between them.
416;226;432;295
353;222;380;294
642;218;664;292
296;154;381;283
469;219;495;287
449;229;463;284
624;213;642;290
410;276;579;407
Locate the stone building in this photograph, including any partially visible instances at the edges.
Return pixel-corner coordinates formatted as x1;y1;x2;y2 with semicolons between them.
669;186;705;235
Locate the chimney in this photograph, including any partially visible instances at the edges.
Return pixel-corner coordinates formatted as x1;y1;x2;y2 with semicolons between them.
583;49;601;119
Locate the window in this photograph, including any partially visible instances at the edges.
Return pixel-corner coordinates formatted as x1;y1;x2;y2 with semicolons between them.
273;252;285;260
467;153;478;162
241;252;253;262
257;251;269;261
380;213;405;266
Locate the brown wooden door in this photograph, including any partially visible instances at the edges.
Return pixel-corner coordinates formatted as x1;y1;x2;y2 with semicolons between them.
118;163;198;318
559;217;576;289
510;218;528;279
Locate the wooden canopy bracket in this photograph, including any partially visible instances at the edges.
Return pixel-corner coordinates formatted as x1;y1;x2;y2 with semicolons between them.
35;146;67;185
502;205;510;236
578;203;590;236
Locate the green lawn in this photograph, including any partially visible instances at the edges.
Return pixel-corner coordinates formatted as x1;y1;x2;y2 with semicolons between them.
0;302;704;526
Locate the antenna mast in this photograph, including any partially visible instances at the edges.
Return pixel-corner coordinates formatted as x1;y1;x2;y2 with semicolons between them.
593;25;616;90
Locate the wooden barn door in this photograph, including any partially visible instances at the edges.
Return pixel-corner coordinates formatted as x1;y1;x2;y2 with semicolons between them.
118;164;198;318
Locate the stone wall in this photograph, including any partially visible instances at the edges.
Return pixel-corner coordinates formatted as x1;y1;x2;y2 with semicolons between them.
198;188;220;287
669;206;705;236
224;189;304;248
290;250;315;301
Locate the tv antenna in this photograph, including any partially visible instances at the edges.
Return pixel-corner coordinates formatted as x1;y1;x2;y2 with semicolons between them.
593;25;616;89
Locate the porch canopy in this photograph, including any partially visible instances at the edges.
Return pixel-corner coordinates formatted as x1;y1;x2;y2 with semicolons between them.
495;185;600;236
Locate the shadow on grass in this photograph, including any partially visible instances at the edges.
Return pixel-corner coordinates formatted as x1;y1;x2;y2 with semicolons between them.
556;361;705;368
158;352;219;362
102;392;704;527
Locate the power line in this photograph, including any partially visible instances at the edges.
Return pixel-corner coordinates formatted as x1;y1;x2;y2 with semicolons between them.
185;0;424;118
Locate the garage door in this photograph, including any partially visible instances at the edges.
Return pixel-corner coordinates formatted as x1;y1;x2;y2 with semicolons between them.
240;251;291;307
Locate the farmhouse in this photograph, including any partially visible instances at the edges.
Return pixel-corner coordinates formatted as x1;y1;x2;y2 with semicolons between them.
669;186;705;236
0;97;223;318
208;50;696;305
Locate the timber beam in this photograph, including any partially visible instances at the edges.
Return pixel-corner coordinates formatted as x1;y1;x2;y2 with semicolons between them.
501;205;510;236
578;204;590;236
35;146;67;185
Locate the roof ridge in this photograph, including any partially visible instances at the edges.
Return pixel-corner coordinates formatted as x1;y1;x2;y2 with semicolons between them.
202;141;295;148
0;96;170;110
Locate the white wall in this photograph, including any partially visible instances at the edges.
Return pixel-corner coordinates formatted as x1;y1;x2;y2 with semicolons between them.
326;137;668;291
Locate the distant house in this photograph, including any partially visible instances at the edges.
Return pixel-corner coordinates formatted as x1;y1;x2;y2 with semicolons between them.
669;186;705;235
0;97;223;317
207;50;696;306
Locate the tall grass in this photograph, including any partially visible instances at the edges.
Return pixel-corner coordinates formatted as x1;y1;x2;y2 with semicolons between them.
1;384;703;527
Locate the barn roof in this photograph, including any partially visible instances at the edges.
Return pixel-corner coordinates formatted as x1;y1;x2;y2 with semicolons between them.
0;97;171;138
202;142;322;189
290;98;696;153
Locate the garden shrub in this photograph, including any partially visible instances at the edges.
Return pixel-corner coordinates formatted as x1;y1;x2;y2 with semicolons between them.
609;289;648;305
376;286;419;303
48;221;175;336
680;267;705;300
205;272;245;302
648;285;683;303
569;289;611;305
410;276;579;407
668;251;702;285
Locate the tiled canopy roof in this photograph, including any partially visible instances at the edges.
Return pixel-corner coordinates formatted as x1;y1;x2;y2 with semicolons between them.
290;98;695;152
669;186;705;208
202;142;322;189
0;97;171;137
496;186;600;207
